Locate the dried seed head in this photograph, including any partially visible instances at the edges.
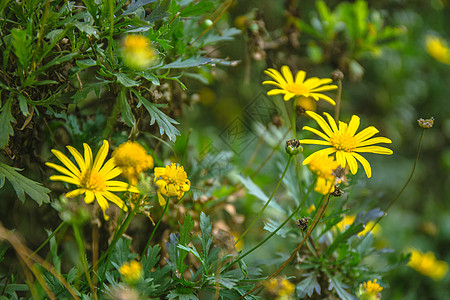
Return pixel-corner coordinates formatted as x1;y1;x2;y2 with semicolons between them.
285;139;303;156
417;117;434;129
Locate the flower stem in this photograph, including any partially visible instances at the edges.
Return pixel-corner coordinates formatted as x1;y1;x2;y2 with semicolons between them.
72;224;97;300
226;178;316;271
239;192;332;299
334;79;343;122
102;91;122;140
26;221;66;262
141;198;170;259
366;128;425;234
235;155;293;246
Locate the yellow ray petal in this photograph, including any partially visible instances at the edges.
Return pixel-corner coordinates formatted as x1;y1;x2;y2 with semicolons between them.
103;191;128;211
65;188;85;198
310;85;338;92
281;65;294;84
267;89;288;96
51;149;81;177
347;115;360;137
84;190;95;204
306;111;334;137
302;126;331;141
357;137;392;147
67;146;86;173
302;148;336;165
311;93;336;105
46;162;77;179
93;140;109;171
49;175;80;185
298;139;331;146
344;152;358;175
323;112;339;133
294;70;306;84
95;192;110;220
355;146;393;155
336;150;346;169
83;143;93;168
354;126;379;142
352;152;372;178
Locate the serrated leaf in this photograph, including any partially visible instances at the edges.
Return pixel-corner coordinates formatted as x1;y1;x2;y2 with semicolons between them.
17;94;29;116
167;291;198;300
328;274;357;300
0;162;50;205
180;1;215;17
263;218;290;238
110;238;132;270
146;0;170;23
118;88;135;127
73;21;98;38
140;71;160;85
76;58;97;70
131;90;180;141
178;213;195;272
122;0;157;16
142;245;161;274
296;272;321;298
115;73;141;87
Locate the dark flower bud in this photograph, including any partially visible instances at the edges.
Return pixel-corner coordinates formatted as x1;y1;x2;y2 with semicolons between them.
331;69;344;81
285;139;303;156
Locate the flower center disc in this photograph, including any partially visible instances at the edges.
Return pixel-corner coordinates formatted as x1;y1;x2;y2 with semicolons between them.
81;170;107;191
330;132;358;152
286;83;309;95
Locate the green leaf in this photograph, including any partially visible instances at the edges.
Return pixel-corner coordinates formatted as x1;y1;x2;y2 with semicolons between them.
180;1;215;17
327;274;356;300
140;71;160;85
110;238;132;270
236;175;284;213
76;58;98;70
131;90;180;141
146;0;170;23
73;21;98;38
11;28;32;68
178;213;195;271
0;162;50;205
296;272;321;298
160;56;221;69
199;212;212;259
118;88;135;127
17;94;29;116
263;218;290;238
142;245;161;274
115;73;141;87
0;98;15;149
122;0;157;16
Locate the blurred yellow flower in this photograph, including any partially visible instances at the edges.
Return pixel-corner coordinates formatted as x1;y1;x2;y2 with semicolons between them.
263;66;337;104
121;35;156;70
307;204;316;214
408;249;448;280
46;140;138;220
154;163;190;206
119;260;143;284
232;231;244;252
300;111;393;178
308;153;340;195
113;141;154;185
295;96;317;114
356;279;383;300
265;277;295;300
336;215;382;237
425;35;450;65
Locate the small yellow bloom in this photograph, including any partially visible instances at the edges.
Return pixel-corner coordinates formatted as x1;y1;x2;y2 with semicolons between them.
154;163;190;206
408;249;448;280
278;278;295;297
265;277;295;299
357;279;383;300
308;153;340;195
425;35;450;65
119;260;143;284
46;140;138;220
232;231;244;252
307;204;316;214
300;111;393;178
335;215;382;237
113;141;154;185
263;66;337;104
121;35;156;70
295;96;317;114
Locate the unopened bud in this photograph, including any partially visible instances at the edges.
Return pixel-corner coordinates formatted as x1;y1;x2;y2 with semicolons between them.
285;139;303;156
331;69;344;81
417;117;434;129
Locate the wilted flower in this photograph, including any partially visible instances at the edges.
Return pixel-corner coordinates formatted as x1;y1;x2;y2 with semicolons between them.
46;140;138;220
300;111;393;178
154;163;190;206
121;35;156;70
408;249;448;280
417;117;434;129
113;141;154;185
263;66;337;104
425;35;450;65
356;279;383;300
119;260;143;284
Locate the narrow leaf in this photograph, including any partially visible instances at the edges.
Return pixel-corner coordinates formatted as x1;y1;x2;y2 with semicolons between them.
0;98;15;149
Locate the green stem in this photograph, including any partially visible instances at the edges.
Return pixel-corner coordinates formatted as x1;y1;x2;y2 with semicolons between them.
72;225;97;300
227;178;316;270
102;90;122;140
140;198;170;259
108;0;114;64
26;221;66;262
334;79;342;122
366;128;425;234
235;155;293;246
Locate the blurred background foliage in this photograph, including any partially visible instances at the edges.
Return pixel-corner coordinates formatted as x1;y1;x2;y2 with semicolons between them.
1;0;449;299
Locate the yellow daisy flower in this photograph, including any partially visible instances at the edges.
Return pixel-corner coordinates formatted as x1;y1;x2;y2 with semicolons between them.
425;35;450;65
300;111;393;178
121;35;156;70
307;153;340;195
336;215;382;237
263;66;337;105
408;249;448;281
46;140;138;220
119;260;143;284
113;141;154;185
357;279;383;300
154;163;190;206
